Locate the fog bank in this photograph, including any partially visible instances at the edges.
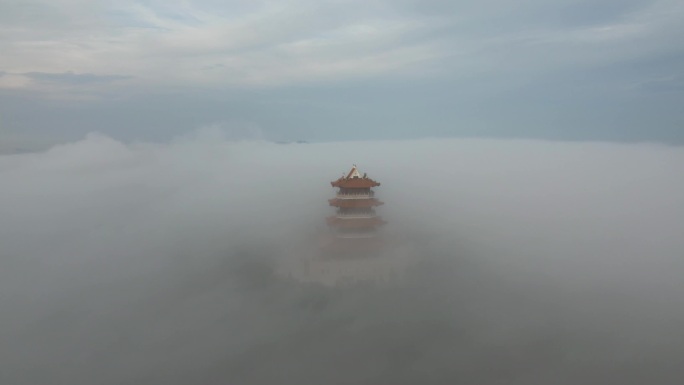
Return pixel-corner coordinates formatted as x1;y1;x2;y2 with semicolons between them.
1;134;683;384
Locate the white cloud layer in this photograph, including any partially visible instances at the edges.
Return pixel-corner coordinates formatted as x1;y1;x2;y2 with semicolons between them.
1;135;683;383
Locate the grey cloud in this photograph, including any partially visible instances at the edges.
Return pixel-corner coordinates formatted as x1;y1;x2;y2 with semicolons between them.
1;135;683;384
632;76;684;93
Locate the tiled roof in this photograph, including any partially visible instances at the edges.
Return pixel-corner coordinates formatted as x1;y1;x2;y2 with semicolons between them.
331;165;380;188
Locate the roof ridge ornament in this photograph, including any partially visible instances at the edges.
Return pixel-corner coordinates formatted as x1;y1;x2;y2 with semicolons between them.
347;164;361;179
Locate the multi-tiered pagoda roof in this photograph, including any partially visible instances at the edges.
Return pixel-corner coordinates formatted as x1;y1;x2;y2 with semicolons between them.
326;165;385;246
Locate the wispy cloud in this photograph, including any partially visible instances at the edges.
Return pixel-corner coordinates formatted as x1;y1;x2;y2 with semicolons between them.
0;0;446;90
22;71;132;85
2;0;681;93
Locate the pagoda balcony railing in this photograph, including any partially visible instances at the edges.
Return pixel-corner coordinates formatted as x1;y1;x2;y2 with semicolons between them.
335;213;376;219
335;192;375;199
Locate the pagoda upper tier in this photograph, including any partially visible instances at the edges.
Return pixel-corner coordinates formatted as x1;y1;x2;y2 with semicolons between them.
331;165;381;188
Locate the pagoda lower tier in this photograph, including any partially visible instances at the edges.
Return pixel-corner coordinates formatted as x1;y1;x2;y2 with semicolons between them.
328;198;384;208
320;235;385;256
326;216;386;228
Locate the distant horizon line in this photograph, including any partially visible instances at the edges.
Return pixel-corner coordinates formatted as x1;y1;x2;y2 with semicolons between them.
2;133;682;155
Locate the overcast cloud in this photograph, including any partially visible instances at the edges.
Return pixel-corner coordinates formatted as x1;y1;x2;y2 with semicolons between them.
1;135;683;384
1;0;684;147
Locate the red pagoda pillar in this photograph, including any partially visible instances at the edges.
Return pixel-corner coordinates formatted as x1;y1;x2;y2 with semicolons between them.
326;165;386;251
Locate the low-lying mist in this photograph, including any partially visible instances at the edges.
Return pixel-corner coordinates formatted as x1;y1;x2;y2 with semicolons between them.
1;133;683;384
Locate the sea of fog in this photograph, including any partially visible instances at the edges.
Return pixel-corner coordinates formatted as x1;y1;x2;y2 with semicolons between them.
1;133;683;384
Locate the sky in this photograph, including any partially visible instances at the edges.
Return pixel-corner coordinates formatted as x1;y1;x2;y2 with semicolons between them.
1;0;684;149
1;135;684;383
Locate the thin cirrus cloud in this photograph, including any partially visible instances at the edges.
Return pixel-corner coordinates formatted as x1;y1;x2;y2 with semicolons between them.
21;71;133;85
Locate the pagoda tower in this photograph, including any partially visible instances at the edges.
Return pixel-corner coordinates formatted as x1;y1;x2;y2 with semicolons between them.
326;165;386;247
